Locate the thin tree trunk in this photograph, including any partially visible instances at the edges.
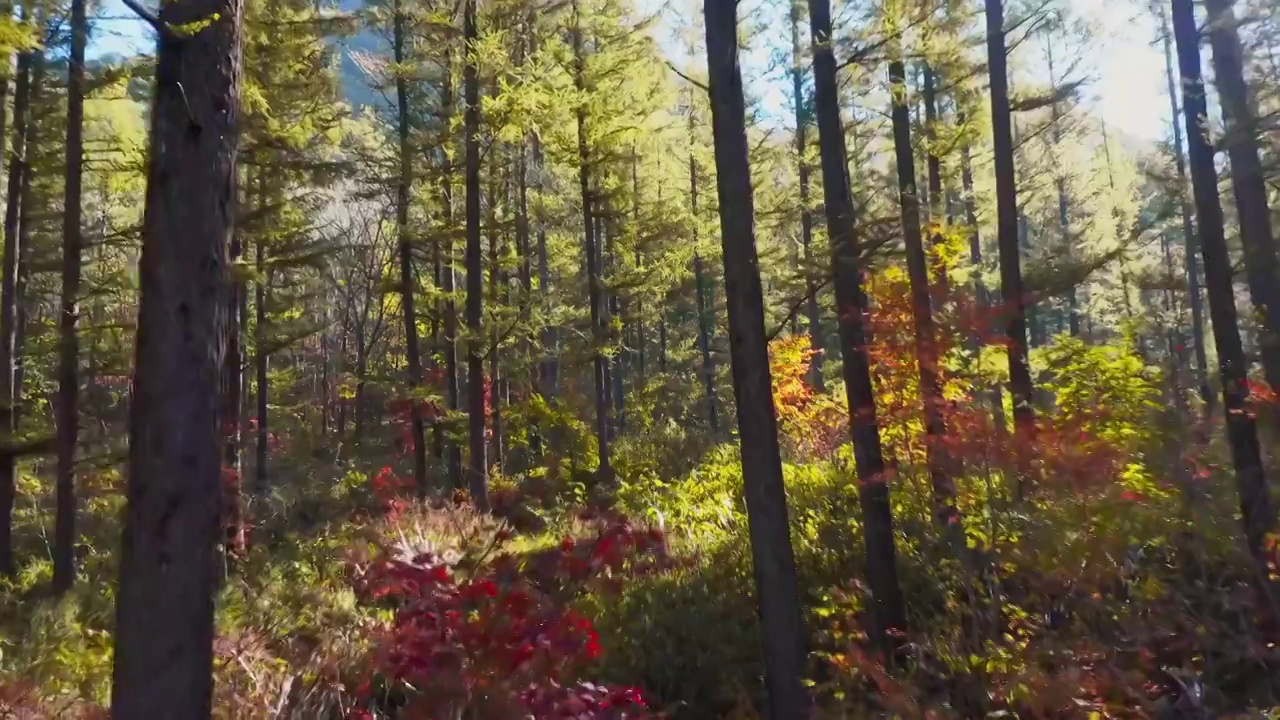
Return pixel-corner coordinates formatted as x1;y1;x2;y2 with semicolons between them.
573;0;612;481
1205;0;1280;393
111;0;244;710
922;63;949;298
1172;0;1278;613
393;0;428;496
809;0;906;655
703;0;809;712
0;42;31;576
790;0;823;391
488;153;504;473
888;52;956;529
1046;38;1080;337
464;0;489;508
223;211;244;563
439;60;463;488
255;231;268;494
53;0;87;595
961;128;1006;430
12;49;41;426
533;130;557;399
1161;5;1212;410
690;138;720;431
985;0;1035;446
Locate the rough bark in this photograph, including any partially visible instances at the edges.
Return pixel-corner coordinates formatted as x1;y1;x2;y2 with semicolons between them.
1161;5;1212;410
0;42;30;577
809;0;906;654
888;53;956;530
985;0;1035;440
53;0;87;595
703;0;809;713
1205;0;1280;393
111;0;243;711
1172;0;1278;612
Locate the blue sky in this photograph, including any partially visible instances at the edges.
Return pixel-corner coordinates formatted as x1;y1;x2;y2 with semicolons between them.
88;0;1172;142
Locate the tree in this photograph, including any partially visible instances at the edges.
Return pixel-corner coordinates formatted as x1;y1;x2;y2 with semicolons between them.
984;0;1034;445
53;0;88;595
464;0;488;509
809;0;906;654
111;0;245;713
703;0;808;712
1171;0;1278;613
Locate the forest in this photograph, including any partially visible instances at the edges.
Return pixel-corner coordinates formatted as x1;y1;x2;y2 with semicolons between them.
0;0;1278;714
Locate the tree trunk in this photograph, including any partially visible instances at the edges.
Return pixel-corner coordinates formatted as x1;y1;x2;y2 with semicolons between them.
1205;0;1280;393
254;231;269;494
703;0;809;712
111;0;243;711
223;225;244;562
533;131;557;399
464;0;489;508
1161;5;1212;410
1172;0;1278;612
888;53;956;529
393;0;429;496
921;63;949;298
1046;38;1080;337
487;154;504;474
53;0;87;595
790;0;823;392
574;0;612;481
438;60;463;488
690;141;720;431
0;42;30;577
809;0;906;654
985;0;1035;443
13;49;42;427
961;128;1006;430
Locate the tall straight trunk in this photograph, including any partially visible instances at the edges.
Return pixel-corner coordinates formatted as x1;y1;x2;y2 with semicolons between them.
985;0;1035;438
922;63;949;297
631;150;645;382
0;43;30;576
888;53;956;529
438;61;463;488
809;0;906;653
789;0;823;391
703;0;808;712
223;227;244;559
604;216;625;434
573;0;611;480
111;0;244;710
53;0;87;595
533;131;557;398
517;133;542;458
463;0;488;508
595;211;615;441
1206;0;1280;392
961;131;1006;429
393;0;428;496
254;232;268;494
13;50;41;423
1046;38;1079;337
690;139;720;430
487;154;504;473
1172;0;1278;609
1161;6;1212;409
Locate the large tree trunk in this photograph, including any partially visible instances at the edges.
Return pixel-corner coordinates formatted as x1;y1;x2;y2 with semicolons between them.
809;0;906;654
1205;0;1280;393
111;0;243;711
0;42;31;577
463;0;488;508
393;0;428;496
888;53;956;530
438;61;463;488
985;0;1035;444
789;0;823;392
1161;5;1212;410
1172;0;1278;613
703;0;809;713
53;0;87;596
689;141;720;431
573;0;612;481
